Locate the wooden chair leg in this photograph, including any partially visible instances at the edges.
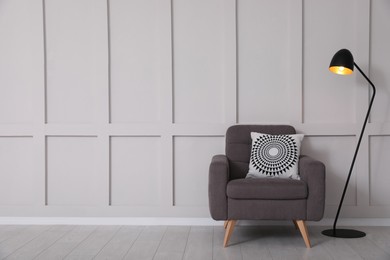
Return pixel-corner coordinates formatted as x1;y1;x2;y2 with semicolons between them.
224;220;228;229
292;220;298;229
223;220;236;247
296;220;311;248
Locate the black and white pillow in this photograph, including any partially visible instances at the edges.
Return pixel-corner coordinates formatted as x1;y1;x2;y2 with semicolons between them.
246;132;304;180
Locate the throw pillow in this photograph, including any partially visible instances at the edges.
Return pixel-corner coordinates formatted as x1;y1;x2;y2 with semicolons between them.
246;132;304;180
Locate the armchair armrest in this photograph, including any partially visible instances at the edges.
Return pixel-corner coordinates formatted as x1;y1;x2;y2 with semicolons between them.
208;154;229;220
299;155;326;221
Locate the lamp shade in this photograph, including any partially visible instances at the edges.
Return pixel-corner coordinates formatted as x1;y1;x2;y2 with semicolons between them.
329;49;354;75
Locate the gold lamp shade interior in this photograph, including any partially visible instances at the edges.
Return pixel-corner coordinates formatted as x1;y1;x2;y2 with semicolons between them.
329;65;353;75
329;49;354;75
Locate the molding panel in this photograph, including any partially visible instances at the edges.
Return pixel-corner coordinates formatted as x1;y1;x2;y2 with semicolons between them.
370;0;390;123
110;136;162;206
45;0;108;123
46;136;105;206
303;0;358;124
172;0;227;123
237;0;291;123
369;136;390;206
0;0;43;124
0;137;34;205
109;0;166;123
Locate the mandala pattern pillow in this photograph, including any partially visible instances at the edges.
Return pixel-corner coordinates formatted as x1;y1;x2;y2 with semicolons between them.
246;132;304;180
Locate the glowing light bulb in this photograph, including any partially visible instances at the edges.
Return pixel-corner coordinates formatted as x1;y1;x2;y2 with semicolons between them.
329;65;353;75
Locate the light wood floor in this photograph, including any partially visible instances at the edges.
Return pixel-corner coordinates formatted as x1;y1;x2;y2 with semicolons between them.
0;225;389;260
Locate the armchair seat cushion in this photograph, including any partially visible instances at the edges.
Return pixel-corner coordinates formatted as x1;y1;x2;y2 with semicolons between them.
227;178;307;200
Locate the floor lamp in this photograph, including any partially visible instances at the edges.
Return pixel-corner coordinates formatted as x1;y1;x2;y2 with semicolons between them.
322;49;376;238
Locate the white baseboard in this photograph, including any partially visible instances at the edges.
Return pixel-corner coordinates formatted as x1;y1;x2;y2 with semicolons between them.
0;217;390;226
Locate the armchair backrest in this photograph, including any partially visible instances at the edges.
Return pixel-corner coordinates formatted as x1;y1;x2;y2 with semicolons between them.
226;125;296;180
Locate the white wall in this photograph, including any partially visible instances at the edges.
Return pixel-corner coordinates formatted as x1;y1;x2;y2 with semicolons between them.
0;0;389;218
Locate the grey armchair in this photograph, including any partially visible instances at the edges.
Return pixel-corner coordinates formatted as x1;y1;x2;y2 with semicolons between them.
208;125;325;248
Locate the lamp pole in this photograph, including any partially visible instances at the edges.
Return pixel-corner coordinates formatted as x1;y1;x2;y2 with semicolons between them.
332;62;375;237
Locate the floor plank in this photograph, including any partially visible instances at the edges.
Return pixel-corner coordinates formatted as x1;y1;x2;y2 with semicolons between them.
5;225;73;260
361;226;390;256
94;226;143;260
182;226;213;260
233;226;275;260
0;225;51;259
63;225;121;260
257;226;313;260
123;226;166;260
290;226;334;260
0;226;27;244
153;226;190;260
35;225;97;260
213;225;243;260
342;227;390;260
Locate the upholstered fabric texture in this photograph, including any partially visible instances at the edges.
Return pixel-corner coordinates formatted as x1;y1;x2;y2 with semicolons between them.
227;178;307;200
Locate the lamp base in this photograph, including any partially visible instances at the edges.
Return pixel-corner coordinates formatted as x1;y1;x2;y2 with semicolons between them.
322;228;366;238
